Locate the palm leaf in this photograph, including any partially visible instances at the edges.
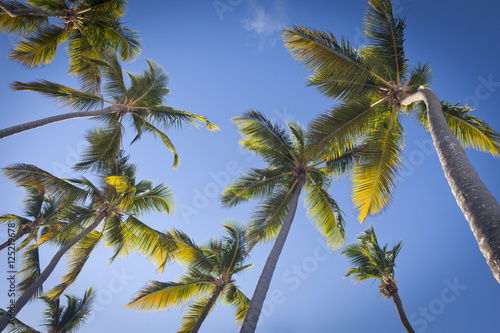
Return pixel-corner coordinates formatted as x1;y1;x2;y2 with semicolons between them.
129;183;174;215
46;230;102;300
8;24;68;67
351;108;404;221
0;1;48;35
103;214;135;263
17;244;42;299
223;284;250;324
363;0;407;84
177;296;213;333
51;287;96;333
126;280;213;311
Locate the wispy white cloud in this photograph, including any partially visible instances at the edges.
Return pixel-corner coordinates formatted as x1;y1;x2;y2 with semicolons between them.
242;0;288;50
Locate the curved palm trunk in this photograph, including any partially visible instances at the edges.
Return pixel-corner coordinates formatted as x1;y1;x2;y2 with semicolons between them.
402;89;500;283
191;285;224;333
0;106;120;139
0;210;108;331
0;229;27;251
391;292;415;333
0;2;67;18
239;178;306;333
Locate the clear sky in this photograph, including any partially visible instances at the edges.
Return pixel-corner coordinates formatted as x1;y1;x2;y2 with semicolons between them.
1;0;500;332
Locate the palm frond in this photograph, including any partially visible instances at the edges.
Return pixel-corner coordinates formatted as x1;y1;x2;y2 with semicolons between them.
232;110;297;165
223;284;250;324
8;24;68;67
17;244;42;299
177;296;213;333
413;101;500;156
351;109;404;221
126;280;213;311
304;176;345;248
46;230;102;300
47;287;96;333
10;79;104;111
2;164;88;204
283;25;392;91
220;167;291;208
405;62;433;94
129;183;174;215
73;123;124;172
127;58;168;106
103;214;135;263
363;0;407;84
0;1;48;35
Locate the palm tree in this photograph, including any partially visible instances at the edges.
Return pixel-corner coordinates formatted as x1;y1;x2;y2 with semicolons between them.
341;226;413;333
283;0;500;282
0;152;174;330
0;0;141;92
0;53;218;170
221;111;359;333
4;287;96;333
127;222;252;333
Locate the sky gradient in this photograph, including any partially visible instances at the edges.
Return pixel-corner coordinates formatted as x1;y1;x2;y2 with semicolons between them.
1;1;500;332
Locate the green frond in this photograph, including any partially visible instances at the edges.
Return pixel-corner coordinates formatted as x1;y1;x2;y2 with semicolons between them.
2;164;89;204
247;186;293;247
177;296;213;333
413;101;500;156
17;244;42;299
47;230;102;300
307;99;383;159
130;183;174;215
126;280;213;311
304;177;345;248
3;313;40;333
122;215;168;263
0;1;48;35
232;110;297;165
66;36;104;94
26;0;68;11
103;214;135;262
73;124;124;172
95;21;141;61
363;0;407;84
351;109;404;222
127;58;168;106
8;24;68;67
406;62;433;94
220;167;292;208
223;284;250;324
323;144;366;179
84;52;127;98
283;25;392;92
10;79;104;111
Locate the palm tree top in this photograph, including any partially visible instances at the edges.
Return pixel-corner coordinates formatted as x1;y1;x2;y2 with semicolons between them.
222;110;360;248
341;225;402;284
282;0;500;222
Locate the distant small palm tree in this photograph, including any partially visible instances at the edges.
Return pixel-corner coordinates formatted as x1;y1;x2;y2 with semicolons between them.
0;152;174;330
127;222;252;333
0;53;217;170
0;0;141;92
341;226;414;333
4;287;96;333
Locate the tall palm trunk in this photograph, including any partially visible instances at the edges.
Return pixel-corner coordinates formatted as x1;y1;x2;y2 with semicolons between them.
239;177;306;333
0;106;120;139
0;228;28;251
402;89;500;283
0;210;109;331
191;285;224;333
391;291;415;333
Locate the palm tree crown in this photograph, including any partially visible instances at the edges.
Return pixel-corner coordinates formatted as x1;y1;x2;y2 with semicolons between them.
0;0;141;92
3;53;218;170
127;222;252;333
283;0;500;222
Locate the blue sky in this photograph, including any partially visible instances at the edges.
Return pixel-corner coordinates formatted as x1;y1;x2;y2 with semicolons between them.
1;0;500;332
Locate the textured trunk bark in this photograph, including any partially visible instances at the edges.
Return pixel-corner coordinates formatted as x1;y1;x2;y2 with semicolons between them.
190;285;223;333
0;106;120;139
0;229;27;251
391;292;415;333
0;210;108;331
239;177;306;333
0;1;66;18
402;89;500;283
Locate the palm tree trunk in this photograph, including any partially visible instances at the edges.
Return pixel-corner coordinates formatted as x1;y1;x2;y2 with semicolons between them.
191;285;224;333
402;89;500;283
0;229;27;251
239;177;306;333
0;106;120;139
0;210;108;331
0;2;67;18
391;291;415;333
